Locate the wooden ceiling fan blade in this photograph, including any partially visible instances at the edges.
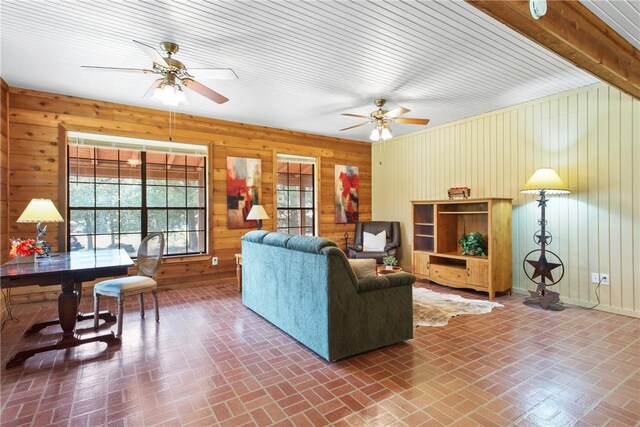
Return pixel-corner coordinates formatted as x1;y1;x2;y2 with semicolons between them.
341;113;368;118
187;68;238;80
385;106;410;118
339;121;370;131
394;117;430;125
133;40;169;68
81;66;154;73
182;78;229;104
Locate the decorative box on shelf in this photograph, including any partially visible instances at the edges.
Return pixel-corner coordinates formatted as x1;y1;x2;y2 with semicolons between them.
447;187;470;199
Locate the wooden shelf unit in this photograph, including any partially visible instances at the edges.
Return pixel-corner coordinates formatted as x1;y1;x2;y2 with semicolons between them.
411;198;512;300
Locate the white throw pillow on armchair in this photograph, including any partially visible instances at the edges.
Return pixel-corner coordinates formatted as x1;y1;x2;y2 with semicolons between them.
362;230;386;251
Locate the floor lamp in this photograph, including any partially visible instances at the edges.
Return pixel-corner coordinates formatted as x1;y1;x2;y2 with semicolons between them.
520;168;570;311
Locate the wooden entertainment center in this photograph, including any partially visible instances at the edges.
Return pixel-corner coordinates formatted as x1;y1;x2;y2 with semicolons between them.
411;198;512;300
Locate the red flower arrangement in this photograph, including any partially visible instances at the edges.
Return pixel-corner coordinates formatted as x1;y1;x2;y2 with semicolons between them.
9;238;49;257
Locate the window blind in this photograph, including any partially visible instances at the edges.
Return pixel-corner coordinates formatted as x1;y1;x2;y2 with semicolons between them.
277;154;316;164
67;131;207;156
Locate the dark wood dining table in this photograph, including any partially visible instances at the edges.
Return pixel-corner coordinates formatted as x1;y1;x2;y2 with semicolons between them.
0;249;133;368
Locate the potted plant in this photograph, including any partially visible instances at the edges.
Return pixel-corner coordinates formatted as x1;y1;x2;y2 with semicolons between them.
382;256;398;271
458;232;486;256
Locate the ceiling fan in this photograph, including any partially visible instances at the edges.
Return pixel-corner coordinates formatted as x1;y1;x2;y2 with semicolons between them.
82;40;238;106
339;99;430;141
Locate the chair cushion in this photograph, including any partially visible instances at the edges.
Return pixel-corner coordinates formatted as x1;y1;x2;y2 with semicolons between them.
362;222;393;241
94;275;157;297
348;258;377;279
363;230;386;251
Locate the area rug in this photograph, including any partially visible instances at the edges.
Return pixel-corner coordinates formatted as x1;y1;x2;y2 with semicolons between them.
413;287;503;327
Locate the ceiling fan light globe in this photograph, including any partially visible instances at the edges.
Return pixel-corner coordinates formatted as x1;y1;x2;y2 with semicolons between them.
175;84;186;104
151;81;165;102
163;83;175;98
369;128;380;141
380;127;393;140
154;81;187;107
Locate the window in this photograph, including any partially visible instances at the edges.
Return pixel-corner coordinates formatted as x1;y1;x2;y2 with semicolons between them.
276;156;315;236
67;133;207;257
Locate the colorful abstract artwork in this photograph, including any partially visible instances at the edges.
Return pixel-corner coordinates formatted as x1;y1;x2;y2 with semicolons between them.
335;165;359;224
227;157;262;229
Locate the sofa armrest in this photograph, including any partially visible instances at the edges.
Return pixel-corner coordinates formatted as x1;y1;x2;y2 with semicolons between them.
357;272;415;293
385;272;415;287
347;243;362;252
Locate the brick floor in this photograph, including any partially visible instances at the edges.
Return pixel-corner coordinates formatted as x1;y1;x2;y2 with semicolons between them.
1;281;638;426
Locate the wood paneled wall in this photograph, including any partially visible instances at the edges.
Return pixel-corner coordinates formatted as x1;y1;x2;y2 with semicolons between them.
373;83;639;317
4;86;370;302
1;80;9;320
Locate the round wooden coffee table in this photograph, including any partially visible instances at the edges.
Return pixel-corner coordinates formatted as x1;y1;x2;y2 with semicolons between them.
376;266;403;275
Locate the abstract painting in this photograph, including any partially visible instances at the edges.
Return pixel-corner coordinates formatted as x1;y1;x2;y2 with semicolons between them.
227;157;262;229
335;165;359;224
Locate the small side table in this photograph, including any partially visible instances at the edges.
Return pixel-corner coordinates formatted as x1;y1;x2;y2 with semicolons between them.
235;253;242;292
376;265;403;275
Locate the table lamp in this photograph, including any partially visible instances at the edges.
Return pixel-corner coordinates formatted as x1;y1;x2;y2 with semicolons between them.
520;168;570;310
17;198;65;244
245;205;269;230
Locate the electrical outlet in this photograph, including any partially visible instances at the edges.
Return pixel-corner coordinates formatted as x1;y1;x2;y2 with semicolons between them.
600;273;609;285
211;256;218;266
591;273;600;283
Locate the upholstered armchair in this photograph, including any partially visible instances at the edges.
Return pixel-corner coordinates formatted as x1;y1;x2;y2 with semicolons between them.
347;221;401;263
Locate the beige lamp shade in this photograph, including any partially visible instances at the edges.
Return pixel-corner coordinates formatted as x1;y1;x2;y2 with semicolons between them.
245;205;269;221
17;199;64;223
520;168;570;195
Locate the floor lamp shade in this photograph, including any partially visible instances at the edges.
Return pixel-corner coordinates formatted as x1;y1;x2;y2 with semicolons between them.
521;168;570;194
246;205;269;230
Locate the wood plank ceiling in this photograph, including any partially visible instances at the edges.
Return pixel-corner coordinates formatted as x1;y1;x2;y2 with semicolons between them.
0;0;601;141
581;0;640;50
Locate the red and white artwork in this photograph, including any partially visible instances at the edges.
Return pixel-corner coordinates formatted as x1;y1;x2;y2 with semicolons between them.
335;165;359;224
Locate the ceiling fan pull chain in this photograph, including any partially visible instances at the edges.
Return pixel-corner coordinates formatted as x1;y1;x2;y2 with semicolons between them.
168;109;173;142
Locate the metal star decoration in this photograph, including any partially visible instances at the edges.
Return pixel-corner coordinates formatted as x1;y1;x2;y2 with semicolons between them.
526;254;561;283
534;231;551;245
525;289;563;310
536;196;548;208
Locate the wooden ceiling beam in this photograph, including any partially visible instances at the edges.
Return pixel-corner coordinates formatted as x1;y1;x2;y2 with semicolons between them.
466;0;640;100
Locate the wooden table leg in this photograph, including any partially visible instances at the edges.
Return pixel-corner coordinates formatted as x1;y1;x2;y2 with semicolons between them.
6;331;121;368
57;279;79;337
236;263;242;292
7;279;121;368
24;311;117;336
24;282;116;336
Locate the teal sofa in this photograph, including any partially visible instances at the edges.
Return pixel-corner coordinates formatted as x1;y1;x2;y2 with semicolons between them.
241;231;415;362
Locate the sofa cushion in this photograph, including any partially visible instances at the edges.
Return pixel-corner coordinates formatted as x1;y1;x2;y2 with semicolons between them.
287;235;337;254
263;232;293;248
242;230;270;244
363;230;386;251
348;258;377;279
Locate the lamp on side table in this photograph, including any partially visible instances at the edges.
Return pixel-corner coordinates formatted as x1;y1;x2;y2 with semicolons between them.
246;205;269;230
17;198;64;256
